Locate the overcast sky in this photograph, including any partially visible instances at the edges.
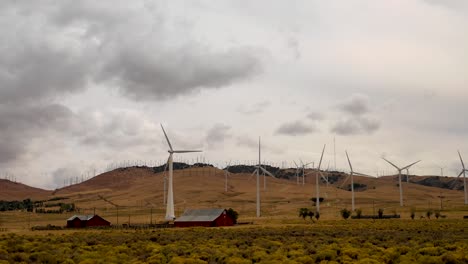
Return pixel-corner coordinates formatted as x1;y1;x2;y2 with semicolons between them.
1;0;467;189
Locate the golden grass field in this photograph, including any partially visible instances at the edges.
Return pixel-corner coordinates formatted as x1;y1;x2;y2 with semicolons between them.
0;219;467;263
1;166;467;231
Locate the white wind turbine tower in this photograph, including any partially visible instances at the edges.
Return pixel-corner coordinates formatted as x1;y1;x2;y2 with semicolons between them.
300;160;314;186
293;161;301;185
161;124;202;220
382;157;421;207
456;151;468;205
315;144;326;213
251;137;276;217
343;151;372;211
225;161;232;192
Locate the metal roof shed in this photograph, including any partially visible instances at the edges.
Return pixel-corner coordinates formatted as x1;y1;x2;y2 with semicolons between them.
174;208;235;227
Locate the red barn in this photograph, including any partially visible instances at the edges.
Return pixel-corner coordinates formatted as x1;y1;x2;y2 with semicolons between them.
174;208;235;228
66;215;111;228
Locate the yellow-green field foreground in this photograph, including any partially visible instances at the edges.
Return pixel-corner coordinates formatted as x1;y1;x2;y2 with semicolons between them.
0;219;467;264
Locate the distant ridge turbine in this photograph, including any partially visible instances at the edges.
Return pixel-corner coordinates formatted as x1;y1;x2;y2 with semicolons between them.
456;151;468;205
315;144;326;213
160;124;202;220
343;151;373;211
251;137;275;217
382;157;421;207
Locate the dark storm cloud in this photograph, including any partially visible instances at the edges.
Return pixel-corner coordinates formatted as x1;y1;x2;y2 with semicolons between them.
0;104;76;164
205;124;231;147
99;46;261;101
0;1;262;166
275;121;316;136
1;1;262;103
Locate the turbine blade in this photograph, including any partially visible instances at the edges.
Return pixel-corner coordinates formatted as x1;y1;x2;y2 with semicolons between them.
173;150;203;153
260;167;276;178
354;172;375;178
382;158;400;170
160;124;173;151
340;175;351;188
320;172;328;182
293;161;298;168
401;160;421;170
317;144;326;170
458;150;465;169
248;169;258;181
457;170;464;178
345;150;353;172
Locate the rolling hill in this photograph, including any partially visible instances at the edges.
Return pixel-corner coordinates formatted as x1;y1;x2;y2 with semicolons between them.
1;165;466;222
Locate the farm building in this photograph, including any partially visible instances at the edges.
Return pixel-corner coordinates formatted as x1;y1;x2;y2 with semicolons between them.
66;214;111;228
174;208;235;228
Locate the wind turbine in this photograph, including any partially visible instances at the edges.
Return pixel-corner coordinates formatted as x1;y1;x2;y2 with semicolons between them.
225;161;231;192
382;157;421;207
161;124;202;220
300;160;313;185
315;145;326;213
251;137;276;217
293;161;301;185
343;151;372;211
456;151;468;205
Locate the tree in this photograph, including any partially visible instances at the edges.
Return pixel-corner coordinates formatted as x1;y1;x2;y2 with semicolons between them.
340;209;351;220
434;210;441;219
315;211;320;221
426;210;433;219
355;209;362;219
410;208;416;220
378;208;384;219
299;208;310;220
226;208;239;224
307;211;314;220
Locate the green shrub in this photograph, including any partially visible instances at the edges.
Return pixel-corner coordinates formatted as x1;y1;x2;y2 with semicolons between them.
340;209;351;220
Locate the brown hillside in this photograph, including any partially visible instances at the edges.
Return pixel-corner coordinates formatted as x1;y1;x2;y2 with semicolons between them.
49;166;466;221
0;179;51;200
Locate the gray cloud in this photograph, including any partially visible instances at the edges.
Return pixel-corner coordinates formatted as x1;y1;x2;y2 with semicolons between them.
0;1;262;169
0;103;76;164
331;116;380;135
331;94;381;135
238;101;271;115
337;94;371;116
205;124;231;147
306;111;325;121
99;46;261;101
52;167;81;188
275;121;316;136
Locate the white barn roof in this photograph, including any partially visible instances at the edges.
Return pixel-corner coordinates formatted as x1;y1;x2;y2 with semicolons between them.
175;208;225;222
67;215;95;221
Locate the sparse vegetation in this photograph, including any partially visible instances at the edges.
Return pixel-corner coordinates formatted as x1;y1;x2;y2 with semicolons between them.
0;220;466;263
410;207;416;220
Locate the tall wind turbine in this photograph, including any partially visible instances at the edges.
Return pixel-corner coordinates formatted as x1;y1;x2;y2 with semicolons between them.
315;144;326;213
251;137;275;217
225;161;231;192
382;157;421;207
161;124;202;220
456;151;468;205
343;151;372;211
